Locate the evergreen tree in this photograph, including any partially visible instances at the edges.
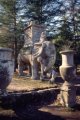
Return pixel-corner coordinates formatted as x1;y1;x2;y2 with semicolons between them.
25;0;62;34
59;17;73;41
0;0;24;69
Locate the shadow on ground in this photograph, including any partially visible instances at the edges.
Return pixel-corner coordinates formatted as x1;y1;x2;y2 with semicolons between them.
0;105;65;120
0;101;80;120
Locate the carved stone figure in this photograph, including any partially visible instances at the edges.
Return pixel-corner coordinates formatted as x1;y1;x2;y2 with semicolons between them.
18;31;56;80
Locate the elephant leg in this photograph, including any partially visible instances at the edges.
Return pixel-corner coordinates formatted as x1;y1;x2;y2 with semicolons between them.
40;63;45;80
40;63;46;80
37;57;45;80
31;61;39;80
38;57;47;80
28;65;32;76
18;62;24;76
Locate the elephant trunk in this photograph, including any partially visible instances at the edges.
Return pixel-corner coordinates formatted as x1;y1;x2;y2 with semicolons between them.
44;55;56;73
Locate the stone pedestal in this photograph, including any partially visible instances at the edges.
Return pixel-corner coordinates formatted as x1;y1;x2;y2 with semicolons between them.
0;48;14;94
59;50;76;107
60;82;76;107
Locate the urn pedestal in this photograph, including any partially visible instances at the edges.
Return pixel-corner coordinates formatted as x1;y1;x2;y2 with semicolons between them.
59;50;76;107
0;48;14;94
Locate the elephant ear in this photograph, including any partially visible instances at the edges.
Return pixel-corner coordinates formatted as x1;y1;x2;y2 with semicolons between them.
33;43;44;58
45;41;56;57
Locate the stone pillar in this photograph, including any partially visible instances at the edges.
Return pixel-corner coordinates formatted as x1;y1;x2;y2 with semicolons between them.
60;81;76;107
59;50;76;107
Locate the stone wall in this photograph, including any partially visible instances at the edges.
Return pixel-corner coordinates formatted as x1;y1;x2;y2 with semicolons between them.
0;88;59;107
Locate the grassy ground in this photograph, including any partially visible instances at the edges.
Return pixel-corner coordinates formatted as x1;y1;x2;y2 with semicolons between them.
7;73;56;92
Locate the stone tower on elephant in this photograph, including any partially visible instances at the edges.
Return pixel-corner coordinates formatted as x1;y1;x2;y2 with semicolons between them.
18;21;56;80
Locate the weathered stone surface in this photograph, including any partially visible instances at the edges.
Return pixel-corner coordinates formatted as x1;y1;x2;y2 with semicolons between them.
18;21;56;80
59;50;77;107
24;21;45;46
0;48;14;93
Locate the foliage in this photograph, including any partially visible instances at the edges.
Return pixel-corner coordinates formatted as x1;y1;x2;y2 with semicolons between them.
59;18;73;41
0;0;80;69
0;0;25;69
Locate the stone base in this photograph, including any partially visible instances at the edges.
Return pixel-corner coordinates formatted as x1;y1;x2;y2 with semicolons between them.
59;82;76;107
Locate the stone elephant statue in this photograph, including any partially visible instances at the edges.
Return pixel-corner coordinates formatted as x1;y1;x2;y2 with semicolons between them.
18;32;56;80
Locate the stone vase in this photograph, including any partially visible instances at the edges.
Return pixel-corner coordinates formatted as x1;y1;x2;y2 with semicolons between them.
59;50;76;107
0;48;14;93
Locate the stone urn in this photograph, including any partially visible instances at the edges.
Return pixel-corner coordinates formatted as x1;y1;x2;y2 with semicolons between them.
59;50;76;107
59;50;76;82
0;48;14;94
